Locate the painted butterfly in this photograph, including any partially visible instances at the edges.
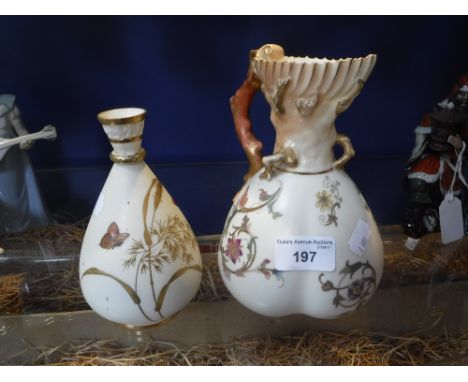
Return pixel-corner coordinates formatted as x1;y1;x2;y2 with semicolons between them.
99;222;130;250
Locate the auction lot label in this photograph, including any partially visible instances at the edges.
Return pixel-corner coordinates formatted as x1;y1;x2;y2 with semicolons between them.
275;236;335;272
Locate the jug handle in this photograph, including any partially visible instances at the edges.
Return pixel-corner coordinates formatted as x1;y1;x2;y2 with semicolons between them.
230;54;263;182
333;133;355;169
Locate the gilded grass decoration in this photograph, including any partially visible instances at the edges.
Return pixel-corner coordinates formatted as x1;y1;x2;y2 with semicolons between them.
81;179;201;321
81;268;140;304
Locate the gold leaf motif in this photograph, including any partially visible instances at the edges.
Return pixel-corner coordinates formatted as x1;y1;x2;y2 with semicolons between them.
267;76;290;114
82;267;140;304
143;231;152;248
142;179;157;247
155;264;202;313
153;180;163;212
295;94;318;117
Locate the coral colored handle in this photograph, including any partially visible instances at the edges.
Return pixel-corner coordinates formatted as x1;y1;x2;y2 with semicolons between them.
230;57;263;181
333;133;355;168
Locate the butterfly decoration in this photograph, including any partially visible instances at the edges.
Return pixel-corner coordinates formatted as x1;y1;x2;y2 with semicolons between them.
99;222;130;250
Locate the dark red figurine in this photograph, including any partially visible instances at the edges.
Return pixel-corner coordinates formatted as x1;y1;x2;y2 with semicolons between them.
403;74;468;242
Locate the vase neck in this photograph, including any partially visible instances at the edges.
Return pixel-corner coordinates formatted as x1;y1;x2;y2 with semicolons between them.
272;114;337;173
98;107;147;164
249;45;377;174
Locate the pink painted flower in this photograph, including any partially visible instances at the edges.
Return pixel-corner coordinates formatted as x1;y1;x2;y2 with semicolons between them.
225;238;243;264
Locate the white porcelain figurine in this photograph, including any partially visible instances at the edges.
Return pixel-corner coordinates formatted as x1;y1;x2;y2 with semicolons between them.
0;94;56;234
80;108;202;327
218;44;384;319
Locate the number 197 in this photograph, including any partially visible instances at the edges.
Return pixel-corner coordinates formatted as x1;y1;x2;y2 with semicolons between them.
293;251;317;262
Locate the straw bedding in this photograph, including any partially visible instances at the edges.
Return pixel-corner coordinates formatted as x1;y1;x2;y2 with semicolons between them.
18;330;468;366
2;224;468;366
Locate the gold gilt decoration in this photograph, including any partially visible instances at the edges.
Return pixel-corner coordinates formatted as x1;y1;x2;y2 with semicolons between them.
319;260;377;309
332;134;355;169
265;76;290;114
295;94;318;117
110;148;146;163
315;176;342;227
109;135;143;144
97;109;146;125
260;146;298;180
82;178;201;322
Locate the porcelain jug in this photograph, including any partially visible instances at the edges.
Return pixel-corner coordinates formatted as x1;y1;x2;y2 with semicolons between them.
218;44;384;319
80;108;202;327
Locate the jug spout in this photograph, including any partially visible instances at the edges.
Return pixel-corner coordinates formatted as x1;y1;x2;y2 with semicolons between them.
251;44;376;174
251;44;377;120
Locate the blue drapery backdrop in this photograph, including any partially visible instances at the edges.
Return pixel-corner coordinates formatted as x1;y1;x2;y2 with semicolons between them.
0;16;467;234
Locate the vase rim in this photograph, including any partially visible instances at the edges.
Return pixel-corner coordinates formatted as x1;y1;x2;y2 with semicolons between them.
253;53;376;65
97;107;146;125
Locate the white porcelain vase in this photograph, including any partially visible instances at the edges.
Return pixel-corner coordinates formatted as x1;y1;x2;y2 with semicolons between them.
218;44;384;319
80;108;202;327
